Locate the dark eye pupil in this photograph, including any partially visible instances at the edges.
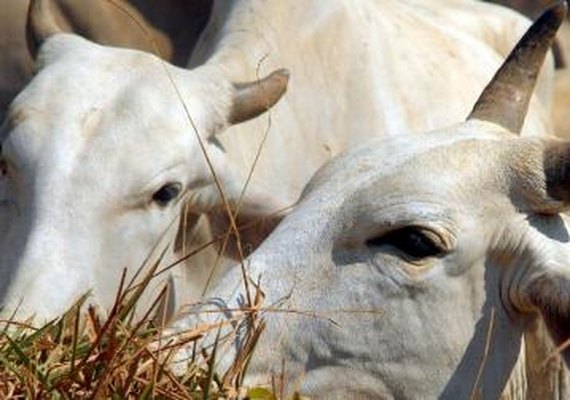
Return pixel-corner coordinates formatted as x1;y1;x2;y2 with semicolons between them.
367;227;442;260
152;183;181;206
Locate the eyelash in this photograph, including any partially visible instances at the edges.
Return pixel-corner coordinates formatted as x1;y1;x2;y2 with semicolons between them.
366;226;444;261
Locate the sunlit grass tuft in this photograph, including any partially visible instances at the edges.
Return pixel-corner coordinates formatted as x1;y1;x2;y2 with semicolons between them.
0;265;294;399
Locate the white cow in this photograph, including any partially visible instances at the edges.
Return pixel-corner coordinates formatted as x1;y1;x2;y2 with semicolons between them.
171;4;570;399
0;0;554;322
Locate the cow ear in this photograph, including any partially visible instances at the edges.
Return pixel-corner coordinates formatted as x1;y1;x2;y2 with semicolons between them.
27;0;64;60
228;69;290;125
208;210;286;261
507;139;570;215
542;141;570;206
523;140;570;215
190;183;292;260
208;190;291;260
468;1;566;134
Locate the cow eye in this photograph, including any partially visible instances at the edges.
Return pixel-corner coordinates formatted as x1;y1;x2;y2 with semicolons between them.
152;182;182;207
366;226;445;261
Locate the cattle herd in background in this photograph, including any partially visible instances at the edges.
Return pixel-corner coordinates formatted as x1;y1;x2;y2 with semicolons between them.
1;1;570;398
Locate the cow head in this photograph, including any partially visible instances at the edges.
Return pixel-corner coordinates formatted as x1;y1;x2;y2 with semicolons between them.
176;3;570;398
0;0;289;321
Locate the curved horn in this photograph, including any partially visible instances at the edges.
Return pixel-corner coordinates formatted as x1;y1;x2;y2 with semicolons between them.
468;1;567;133
26;0;63;59
228;69;290;125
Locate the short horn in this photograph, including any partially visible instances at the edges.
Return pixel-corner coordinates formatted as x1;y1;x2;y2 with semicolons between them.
468;1;567;133
228;69;290;125
26;0;63;60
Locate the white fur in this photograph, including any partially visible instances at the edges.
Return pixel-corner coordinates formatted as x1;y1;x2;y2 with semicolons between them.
177;121;570;399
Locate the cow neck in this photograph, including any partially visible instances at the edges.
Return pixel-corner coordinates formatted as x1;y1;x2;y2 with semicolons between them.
190;0;290;82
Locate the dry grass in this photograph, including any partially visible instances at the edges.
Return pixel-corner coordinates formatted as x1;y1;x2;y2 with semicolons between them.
0;261;292;399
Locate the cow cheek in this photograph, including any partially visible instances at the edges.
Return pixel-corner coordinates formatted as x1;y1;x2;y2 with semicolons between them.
101;212;175;278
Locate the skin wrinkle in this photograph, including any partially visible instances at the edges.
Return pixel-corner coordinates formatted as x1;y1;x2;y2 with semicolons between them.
487;213;543;320
493;216;566;320
79;107;103;140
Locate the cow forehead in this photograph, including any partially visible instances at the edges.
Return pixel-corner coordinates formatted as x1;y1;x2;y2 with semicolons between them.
2;120;199;211
8;34;212;133
4;99;193;173
303;120;512;202
264;121;522;255
1;35;217;184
